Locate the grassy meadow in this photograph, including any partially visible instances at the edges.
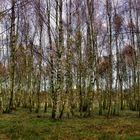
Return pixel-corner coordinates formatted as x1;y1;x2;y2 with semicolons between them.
0;108;140;140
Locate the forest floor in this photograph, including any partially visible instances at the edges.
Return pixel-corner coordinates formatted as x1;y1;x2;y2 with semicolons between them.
0;108;140;140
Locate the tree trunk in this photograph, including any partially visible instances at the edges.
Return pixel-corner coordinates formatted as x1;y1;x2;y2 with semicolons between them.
8;0;16;112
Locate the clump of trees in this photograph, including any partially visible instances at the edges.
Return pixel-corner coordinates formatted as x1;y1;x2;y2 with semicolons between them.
0;0;140;119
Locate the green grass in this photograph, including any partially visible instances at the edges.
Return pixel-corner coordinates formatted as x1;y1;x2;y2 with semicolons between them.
0;109;140;140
